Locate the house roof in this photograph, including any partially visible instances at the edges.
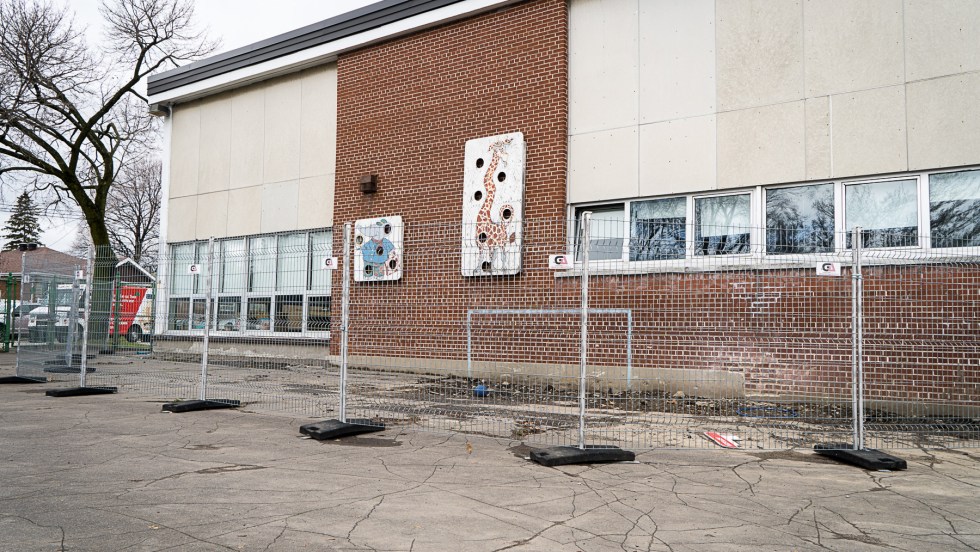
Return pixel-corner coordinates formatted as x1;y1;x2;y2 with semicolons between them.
115;258;156;282
0;247;85;276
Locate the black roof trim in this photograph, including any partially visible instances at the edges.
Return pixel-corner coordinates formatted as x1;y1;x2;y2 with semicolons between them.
147;0;465;97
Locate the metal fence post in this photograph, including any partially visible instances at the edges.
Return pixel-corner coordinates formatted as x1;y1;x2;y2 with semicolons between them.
199;237;215;401
339;223;352;424
65;264;81;372
3;272;12;353
578;212;591;450
851;227;865;450
79;247;95;387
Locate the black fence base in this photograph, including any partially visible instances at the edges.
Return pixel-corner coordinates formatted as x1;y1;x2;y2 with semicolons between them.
299;419;386;440
0;376;45;384
42;366;95;374
814;444;907;470
530;446;636;467
161;399;241;413
45;386;117;397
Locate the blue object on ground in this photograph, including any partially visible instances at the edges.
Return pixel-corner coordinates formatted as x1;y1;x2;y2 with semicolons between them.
473;384;489;397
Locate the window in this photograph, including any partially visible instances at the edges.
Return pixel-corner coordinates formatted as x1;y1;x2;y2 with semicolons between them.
630;197;685;261
168;298;189;330
307;296;331;332
695;194;750;255
247;297;272;330
214;297;241;331
930;169;980;248
575;205;624;261
766;184;834;254
845;179;918;248
166;229;332;336
275;295;303;333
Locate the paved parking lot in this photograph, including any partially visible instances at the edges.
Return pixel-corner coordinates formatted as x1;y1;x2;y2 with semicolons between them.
2;360;980;551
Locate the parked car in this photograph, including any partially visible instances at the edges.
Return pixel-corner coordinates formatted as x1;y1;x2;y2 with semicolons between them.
0;303;40;341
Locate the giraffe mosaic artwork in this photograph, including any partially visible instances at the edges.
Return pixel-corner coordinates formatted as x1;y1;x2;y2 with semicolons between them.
460;132;526;276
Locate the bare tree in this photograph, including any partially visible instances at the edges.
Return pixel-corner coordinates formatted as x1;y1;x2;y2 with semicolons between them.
106;158;161;270
69;221;92;258
0;0;215;343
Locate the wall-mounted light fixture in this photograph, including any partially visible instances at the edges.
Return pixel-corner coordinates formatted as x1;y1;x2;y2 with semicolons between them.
359;174;378;194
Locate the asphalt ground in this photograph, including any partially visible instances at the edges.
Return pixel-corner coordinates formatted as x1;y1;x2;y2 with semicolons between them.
2;359;980;551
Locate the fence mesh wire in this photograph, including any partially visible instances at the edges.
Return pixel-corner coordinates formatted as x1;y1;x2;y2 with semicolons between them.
25;219;980;452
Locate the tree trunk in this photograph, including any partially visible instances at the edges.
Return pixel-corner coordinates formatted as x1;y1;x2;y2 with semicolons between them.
87;219;117;352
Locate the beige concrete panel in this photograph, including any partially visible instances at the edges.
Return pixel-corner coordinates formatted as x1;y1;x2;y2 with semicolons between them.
568;0;639;135
167;196;198;242
716;0;804;111
831;85;907;177
260;180;299;234
225;186;262;237
567;127;639;203
804;0;904;97
297;174;335;229
905;0;980;81
717;102;806;188
169;104;200;198
264;77;302;183
908;72;980;170
639;0;715;123
639;115;716;196
230;87;265;189
805;96;832;180
197;99;232;194
300;65;338;179
194;191;229;240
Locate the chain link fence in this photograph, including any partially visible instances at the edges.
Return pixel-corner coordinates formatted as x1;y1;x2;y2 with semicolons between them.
25;218;980;452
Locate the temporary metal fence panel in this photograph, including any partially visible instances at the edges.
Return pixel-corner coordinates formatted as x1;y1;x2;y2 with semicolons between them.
192;230;339;419
339;218;587;446
15;250;86;383
857;236;980;449
82;245;199;399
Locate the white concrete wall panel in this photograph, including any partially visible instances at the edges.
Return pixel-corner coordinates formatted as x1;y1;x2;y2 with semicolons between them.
831;85;907;177
717;102;806;188
195;191;229;239
263;76;302;185
905;0;980;81
260;180;300;234
804;0;904;98
300;65;338;179
716;0;804;111
167;196;198;242
229;88;265;190
567;0;638;135
225;186;262;237
297;174;335;229
639;115;716;196
197;99;232;194
567;127;639;203
908;72;980;171
805;96;832;180
169;104;200;199
638;0;715;123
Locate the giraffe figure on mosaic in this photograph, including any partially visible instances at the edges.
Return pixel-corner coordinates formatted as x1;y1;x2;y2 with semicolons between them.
473;137;517;271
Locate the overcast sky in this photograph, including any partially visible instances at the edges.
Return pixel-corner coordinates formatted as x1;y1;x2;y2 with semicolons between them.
12;0;380;252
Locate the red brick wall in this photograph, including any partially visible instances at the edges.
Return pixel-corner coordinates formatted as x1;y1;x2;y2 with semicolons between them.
334;0;569;225
329;0;979;409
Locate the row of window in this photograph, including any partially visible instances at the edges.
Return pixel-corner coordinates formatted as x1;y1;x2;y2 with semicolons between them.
167;230;333;335
574;168;980;262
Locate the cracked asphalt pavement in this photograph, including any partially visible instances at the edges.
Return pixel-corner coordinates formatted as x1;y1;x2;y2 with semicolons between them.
2;379;979;550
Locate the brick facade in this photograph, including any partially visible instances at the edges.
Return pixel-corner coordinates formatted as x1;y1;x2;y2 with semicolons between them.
330;0;979;409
